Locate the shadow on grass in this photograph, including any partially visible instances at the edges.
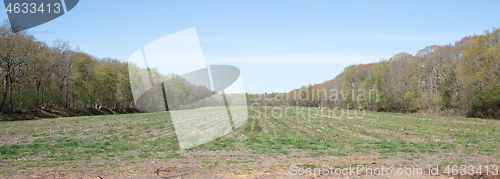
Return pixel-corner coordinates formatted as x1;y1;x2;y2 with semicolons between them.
0;107;143;122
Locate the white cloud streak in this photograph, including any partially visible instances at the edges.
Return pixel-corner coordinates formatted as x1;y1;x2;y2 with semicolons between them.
206;54;390;64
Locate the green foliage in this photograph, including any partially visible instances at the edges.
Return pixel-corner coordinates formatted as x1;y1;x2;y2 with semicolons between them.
403;76;421;111
0;23;134;113
281;27;500;119
404;91;421;111
460;28;500;118
341;65;356;108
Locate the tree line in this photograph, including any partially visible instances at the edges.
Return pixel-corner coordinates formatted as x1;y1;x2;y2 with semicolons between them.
249;28;500;120
2;20;499;120
0;21;237;115
0;22;135;113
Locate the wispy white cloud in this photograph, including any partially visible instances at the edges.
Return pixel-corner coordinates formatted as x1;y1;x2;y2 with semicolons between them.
206;54;390;64
287;35;463;42
199;38;249;44
200;35;458;45
323;36;422;40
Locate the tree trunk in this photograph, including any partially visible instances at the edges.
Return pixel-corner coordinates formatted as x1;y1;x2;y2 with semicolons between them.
0;76;8;113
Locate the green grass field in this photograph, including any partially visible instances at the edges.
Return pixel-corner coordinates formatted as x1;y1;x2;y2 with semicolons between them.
1;106;499;178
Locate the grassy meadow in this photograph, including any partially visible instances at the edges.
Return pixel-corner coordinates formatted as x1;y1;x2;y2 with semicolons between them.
1;106;499;178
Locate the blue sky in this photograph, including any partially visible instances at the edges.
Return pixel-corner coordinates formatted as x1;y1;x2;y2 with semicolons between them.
2;0;499;93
